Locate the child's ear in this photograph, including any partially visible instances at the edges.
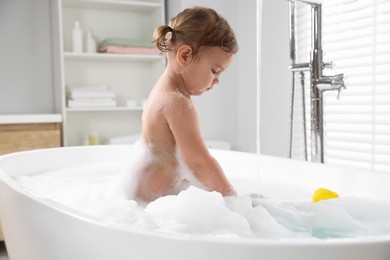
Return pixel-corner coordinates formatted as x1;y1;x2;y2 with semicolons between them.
177;45;193;67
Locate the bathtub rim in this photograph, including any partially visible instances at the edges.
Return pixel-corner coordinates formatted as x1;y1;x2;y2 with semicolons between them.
1;146;390;247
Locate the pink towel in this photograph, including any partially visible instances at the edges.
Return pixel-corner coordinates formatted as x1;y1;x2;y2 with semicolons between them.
98;45;161;55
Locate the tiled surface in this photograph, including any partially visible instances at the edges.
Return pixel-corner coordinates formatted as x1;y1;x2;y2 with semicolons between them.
0;242;8;260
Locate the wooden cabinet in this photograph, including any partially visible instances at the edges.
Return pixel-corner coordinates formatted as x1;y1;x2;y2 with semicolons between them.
0;123;61;155
0;115;62;156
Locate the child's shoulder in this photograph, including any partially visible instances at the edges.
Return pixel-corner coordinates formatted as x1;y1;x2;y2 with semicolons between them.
169;90;193;110
152;84;193;112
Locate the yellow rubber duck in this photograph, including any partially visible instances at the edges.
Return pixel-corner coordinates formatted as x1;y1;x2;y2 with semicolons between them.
312;188;339;203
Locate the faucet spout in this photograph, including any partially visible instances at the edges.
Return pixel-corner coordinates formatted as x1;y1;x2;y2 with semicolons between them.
316;73;346;91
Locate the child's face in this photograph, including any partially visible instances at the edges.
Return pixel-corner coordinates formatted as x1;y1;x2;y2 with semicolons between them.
182;47;234;96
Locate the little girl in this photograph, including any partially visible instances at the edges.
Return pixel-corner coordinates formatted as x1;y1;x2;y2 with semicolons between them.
113;6;238;202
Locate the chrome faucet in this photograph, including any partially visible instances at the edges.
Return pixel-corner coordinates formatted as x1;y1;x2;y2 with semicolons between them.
287;0;346;163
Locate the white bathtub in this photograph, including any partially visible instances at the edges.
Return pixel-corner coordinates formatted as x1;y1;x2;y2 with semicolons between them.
0;145;390;260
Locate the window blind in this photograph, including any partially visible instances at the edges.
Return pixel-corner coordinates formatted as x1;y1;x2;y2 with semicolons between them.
294;0;390;174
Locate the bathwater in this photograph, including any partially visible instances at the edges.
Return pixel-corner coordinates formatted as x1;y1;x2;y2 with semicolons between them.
17;162;390;240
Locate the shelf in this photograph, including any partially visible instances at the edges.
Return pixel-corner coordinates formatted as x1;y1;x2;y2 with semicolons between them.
59;0;164;147
0;114;62;124
66;106;143;112
62;0;162;13
64;52;163;62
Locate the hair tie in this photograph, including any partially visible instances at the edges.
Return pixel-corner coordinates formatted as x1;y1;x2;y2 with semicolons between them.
167;26;174;32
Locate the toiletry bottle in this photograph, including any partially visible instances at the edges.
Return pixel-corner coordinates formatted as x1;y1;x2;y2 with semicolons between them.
86;30;97;53
88;131;100;145
72;21;83;53
82;135;89;145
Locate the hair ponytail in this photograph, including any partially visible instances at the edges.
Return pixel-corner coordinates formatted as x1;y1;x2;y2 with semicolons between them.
153;7;238;57
153;25;175;52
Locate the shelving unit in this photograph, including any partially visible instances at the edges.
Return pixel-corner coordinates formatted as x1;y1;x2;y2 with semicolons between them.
64;52;163;62
52;0;165;146
66;106;144;112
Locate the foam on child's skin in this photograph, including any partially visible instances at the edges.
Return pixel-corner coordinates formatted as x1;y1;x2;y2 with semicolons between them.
17;161;390;240
104;140;205;202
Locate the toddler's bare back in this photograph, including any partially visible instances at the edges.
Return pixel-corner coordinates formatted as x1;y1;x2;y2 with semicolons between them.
107;140;203;203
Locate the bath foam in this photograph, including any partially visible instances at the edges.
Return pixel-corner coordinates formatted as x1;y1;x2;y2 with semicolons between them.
17;162;390;240
104;140;206;201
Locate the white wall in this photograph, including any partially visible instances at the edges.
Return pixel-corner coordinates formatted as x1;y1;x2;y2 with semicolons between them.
0;0;54;114
166;0;239;150
236;2;258;153
166;0;258;152
260;0;290;157
167;0;290;156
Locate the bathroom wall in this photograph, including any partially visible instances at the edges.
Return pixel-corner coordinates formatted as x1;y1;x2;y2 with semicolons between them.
236;2;258;154
167;0;239;150
259;0;290;157
167;0;290;156
166;0;258;153
0;0;55;114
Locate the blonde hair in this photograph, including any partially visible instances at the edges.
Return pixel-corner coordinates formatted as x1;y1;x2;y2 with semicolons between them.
153;6;238;58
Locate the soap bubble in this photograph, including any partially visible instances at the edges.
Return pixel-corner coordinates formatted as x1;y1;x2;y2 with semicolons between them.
16;162;390;240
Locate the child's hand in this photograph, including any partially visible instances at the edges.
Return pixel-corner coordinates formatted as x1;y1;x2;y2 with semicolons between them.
225;186;237;197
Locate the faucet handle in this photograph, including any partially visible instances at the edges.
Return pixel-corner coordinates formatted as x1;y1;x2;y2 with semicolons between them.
331;73;344;86
337;89;342;100
336;82;347;100
323;61;335;69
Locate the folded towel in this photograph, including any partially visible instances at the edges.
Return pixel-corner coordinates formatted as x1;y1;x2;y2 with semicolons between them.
67;99;117;108
98;45;161;55
99;38;154;49
71;98;115;103
69;85;116;99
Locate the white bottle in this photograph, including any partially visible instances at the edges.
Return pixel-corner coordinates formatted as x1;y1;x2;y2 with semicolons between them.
85;30;97;53
72;21;83;53
82;135;89;146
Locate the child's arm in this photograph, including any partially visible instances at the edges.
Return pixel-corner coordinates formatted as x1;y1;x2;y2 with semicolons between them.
165;96;236;196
